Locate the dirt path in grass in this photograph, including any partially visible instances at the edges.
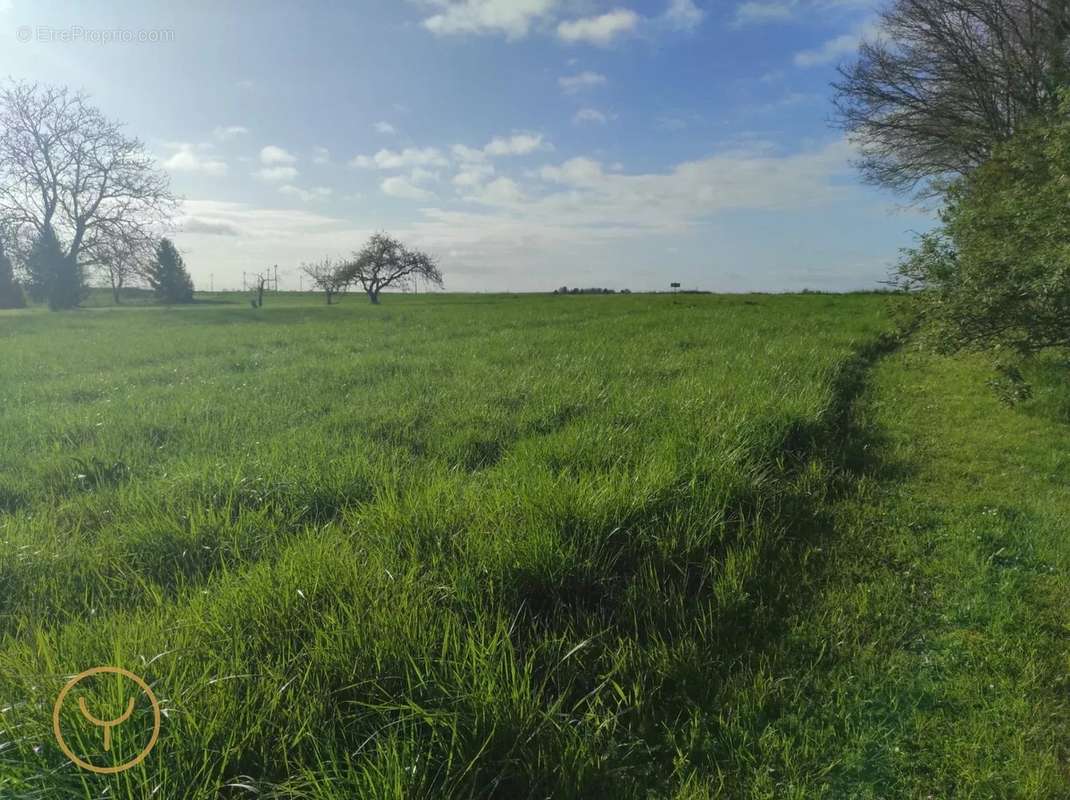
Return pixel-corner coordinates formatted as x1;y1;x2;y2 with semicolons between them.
714;345;1070;799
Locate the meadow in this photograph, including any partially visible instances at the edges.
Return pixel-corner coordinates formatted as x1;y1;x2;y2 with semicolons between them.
0;292;1066;798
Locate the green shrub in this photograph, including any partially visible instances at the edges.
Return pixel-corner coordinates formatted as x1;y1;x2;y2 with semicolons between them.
899;91;1070;356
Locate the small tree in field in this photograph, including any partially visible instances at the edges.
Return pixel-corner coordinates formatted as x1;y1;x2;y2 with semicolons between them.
898;91;1070;356
0;237;24;308
340;233;443;304
144;238;194;304
301;258;349;304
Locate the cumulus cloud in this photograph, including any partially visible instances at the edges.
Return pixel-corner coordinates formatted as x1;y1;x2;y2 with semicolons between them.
420;0;559;39
260;145;298;165
557;9;639;45
464;176;526;206
663;0;704;30
453;162;496;187
351;147;449;169
538;156;605;187
486;140;859;230
255;165;300;182
312;147;331;165
483;132;548;156
382;175;436;200
162;144;228;176
573;108;612;125
213;125;250;142
794;25;870;67
558;70;608;94
279;184;333;202
733;0;795;26
452;144;489;164
374;121;397;135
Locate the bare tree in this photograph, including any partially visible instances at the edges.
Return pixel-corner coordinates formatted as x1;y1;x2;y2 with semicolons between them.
249;272;269;308
300;258;349;304
834;0;1070;195
96;233;152;304
340;233;443;304
0;81;176;297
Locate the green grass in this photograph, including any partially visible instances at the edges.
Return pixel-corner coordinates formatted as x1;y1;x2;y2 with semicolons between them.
1;292;1067;798
708;344;1070;798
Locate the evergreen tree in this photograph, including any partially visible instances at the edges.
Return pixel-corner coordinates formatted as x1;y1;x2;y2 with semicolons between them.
145;238;194;303
25;226;82;310
0;238;25;309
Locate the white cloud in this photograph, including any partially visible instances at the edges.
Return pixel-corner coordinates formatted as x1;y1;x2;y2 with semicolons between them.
733;0;795;26
539;156;605;187
794;22;874;66
453;162;496;187
558;70;608;93
664;0;704;30
381;175;435;200
312;147;331;165
573;108;611;125
409;166;440;184
374;121;397;135
213;125;249;142
421;0;559;39
557;9;639;45
732;0;872;28
279;184;333;202
483;132;548;156
464;176;526;206
255;165;300;182
351;147;449;169
452;144;489;164
473;140;860;231
179;217;240;236
260;145;298;165
162;144;228;176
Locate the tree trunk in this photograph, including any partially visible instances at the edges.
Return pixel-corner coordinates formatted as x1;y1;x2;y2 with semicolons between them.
367;289;380;304
326;289;333;305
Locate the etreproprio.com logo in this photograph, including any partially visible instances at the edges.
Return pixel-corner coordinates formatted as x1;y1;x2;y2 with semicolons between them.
17;26;176;45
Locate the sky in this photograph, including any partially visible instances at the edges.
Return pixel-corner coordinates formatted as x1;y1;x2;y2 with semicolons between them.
0;0;931;293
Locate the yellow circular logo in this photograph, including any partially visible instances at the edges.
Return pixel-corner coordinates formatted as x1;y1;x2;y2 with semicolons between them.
52;666;161;774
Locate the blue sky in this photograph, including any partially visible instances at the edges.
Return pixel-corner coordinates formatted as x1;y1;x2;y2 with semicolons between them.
0;0;930;292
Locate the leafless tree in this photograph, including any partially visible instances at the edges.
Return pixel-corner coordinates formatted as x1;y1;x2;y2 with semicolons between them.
340;233;443;304
834;0;1070;195
96;233;153;304
0;81;176;285
249;272;269;308
300;258;349;304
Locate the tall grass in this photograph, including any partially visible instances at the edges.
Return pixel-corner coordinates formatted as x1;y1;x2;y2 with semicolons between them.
0;293;891;798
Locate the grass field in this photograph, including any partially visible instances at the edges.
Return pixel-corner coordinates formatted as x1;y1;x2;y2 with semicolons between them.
0;292;1067;798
